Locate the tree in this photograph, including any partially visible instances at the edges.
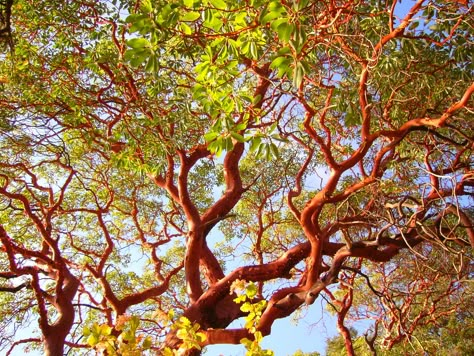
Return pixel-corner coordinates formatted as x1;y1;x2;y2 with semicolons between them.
0;0;473;355
292;350;321;356
323;249;474;355
325;327;367;356
324;304;474;356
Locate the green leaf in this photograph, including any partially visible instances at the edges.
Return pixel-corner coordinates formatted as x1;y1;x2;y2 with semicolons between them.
277;46;291;55
292;26;307;53
249;41;258;59
292;61;305;87
230;132;245;143
179;316;191;326
195;61;211;80
277;22;294;43
271;18;288;31
180;22;193;35
196;332;207;343
234;12;248;26
270;55;290;70
222;97;235;113
240;337;253;347
180;11;201;22
140;0;153;13
224;137;233;151
246;283;258;298
204;131;219;142
130;315;140;330
261;9;285;25
87;334;99;346
100;324;112;335
240;302;253;312
408;21;419;31
207;15;224;31
254;331;263;342
163;348;174;356
249;136;262;153
234;122;247;131
269;143;279;158
252;94;262;105
234;294;247;303
267;0;284;12
145;55;158;72
176;328;188;340
127;38;150;49
127;49;151;67
142;336;152;350
209;0;227;9
255;141;265;157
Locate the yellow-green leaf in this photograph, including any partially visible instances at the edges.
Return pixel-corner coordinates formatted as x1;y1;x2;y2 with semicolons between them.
176;328;188;340
180;11;201;22
209;0;227;9
87;334;99;346
180;22;193;35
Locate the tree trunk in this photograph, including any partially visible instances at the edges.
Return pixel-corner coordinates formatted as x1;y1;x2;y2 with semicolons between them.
338;324;355;356
183;348;202;356
43;333;66;356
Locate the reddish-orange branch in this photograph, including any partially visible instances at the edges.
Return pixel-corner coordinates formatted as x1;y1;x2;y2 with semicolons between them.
397;82;474;132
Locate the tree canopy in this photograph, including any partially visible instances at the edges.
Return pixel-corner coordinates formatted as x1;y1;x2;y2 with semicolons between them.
0;0;473;355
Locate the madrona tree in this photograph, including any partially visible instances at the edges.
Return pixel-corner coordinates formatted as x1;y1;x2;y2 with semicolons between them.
0;0;472;354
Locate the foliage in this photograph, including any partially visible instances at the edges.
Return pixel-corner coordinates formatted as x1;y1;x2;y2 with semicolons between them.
0;0;473;355
325;328;369;356
324;309;474;356
165;316;207;355
84;316;152;356
291;350;321;356
231;280;274;356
